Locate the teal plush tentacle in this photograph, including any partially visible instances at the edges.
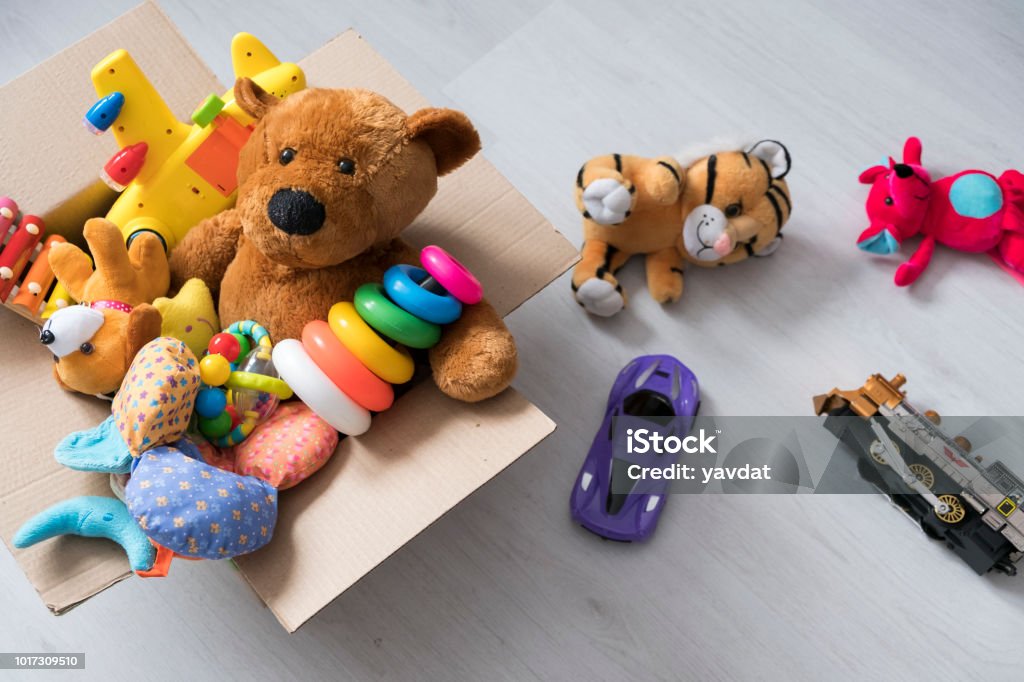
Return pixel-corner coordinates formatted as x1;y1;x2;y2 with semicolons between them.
54;415;133;474
13;496;155;572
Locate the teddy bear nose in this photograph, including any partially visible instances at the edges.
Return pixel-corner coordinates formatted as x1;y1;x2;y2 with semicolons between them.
267;189;326;236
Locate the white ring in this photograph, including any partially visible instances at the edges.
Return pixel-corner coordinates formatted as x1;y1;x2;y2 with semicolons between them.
271;339;371;436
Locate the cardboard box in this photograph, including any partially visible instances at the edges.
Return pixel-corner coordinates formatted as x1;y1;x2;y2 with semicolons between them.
0;2;576;632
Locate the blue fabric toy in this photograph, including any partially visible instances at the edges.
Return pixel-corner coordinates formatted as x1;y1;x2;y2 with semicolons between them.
12;337;279;576
13;496;155;572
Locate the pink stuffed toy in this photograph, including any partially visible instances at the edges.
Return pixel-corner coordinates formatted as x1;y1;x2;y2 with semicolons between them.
857;136;1024;286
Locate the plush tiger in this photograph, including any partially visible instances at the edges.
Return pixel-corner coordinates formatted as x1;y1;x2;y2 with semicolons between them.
571;140;793;316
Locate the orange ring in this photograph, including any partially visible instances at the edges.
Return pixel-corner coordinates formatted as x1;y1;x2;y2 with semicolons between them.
302;320;395;412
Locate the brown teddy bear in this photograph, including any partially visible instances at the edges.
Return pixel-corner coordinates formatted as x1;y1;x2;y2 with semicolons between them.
169;79;517;402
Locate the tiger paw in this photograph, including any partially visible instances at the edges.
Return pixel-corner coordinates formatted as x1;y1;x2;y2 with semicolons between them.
575;278;625;317
649;271;684;304
582;178;634;225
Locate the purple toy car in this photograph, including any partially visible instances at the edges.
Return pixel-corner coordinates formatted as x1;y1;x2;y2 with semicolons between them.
570;355;699;542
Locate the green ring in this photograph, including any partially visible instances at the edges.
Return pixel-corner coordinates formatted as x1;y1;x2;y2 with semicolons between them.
354;283;441;349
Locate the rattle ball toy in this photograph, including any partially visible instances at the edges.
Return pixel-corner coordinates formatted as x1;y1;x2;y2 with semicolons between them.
199;353;232;387
208;332;242;362
273;246;482;435
196;320;292;446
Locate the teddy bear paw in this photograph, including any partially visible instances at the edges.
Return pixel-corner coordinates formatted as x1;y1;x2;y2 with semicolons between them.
431;327;518;403
575;278;625;317
582;178;633;225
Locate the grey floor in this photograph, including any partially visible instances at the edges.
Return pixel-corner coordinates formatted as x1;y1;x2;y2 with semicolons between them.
3;0;1024;679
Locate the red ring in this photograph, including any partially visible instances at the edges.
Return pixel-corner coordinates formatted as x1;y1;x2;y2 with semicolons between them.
301;320;394;412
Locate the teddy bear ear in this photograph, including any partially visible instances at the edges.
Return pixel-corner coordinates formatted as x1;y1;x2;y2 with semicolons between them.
234;77;280;120
407;108;482;176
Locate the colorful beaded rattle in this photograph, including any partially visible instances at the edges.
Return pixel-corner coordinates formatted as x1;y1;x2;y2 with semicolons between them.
272;246;483;435
196;320;293;446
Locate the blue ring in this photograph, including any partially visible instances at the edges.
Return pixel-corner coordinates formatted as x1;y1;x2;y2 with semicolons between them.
383;264;462;324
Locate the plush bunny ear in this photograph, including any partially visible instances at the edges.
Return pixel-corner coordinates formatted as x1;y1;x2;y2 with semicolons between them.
234;77;280;120
858;165;888;184
747;140;791;179
124;304;163;370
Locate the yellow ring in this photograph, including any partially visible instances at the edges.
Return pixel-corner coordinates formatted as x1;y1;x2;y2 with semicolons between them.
328;302;415;384
226;371;294;399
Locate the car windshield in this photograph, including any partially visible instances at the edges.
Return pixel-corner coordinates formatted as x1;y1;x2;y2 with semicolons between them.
606;390;677;514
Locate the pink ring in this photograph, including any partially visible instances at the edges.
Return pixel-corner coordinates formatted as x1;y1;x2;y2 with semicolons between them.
420;246;483;305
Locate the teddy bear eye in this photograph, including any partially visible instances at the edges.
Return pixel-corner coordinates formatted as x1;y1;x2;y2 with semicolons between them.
279;148;296;166
725;202;742;218
337;158;356;175
79;342;94;355
884;196;894;206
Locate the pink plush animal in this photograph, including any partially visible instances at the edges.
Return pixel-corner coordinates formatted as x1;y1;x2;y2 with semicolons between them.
857;136;1024;286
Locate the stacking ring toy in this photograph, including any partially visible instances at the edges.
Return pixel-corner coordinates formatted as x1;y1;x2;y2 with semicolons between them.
354;283;441;349
274;246;482;436
328;302;415;384
196;320;291;447
273;339;371;436
302;321;394;412
420;245;483;304
383;264;462;324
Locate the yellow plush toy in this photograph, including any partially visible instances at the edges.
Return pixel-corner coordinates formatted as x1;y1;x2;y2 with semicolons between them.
42;218;167;396
571;140;793;316
153;278;220;357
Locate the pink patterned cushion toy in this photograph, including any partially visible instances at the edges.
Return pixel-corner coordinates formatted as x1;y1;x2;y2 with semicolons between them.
231;402;339;489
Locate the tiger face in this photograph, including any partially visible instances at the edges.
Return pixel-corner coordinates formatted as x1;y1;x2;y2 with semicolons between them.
678;140;792;266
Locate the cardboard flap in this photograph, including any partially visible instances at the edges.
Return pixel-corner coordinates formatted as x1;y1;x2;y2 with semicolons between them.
235;383;554;632
0;2;222;243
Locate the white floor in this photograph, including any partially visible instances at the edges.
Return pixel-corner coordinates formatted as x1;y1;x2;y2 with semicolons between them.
3;1;1024;679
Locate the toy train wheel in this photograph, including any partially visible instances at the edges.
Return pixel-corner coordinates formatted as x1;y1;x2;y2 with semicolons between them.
934;494;966;525
908;463;935;490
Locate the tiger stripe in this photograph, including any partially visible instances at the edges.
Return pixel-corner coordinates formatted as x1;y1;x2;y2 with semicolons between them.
705;155;718;204
657;160;681;183
769;184;791;214
764;190;784;234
